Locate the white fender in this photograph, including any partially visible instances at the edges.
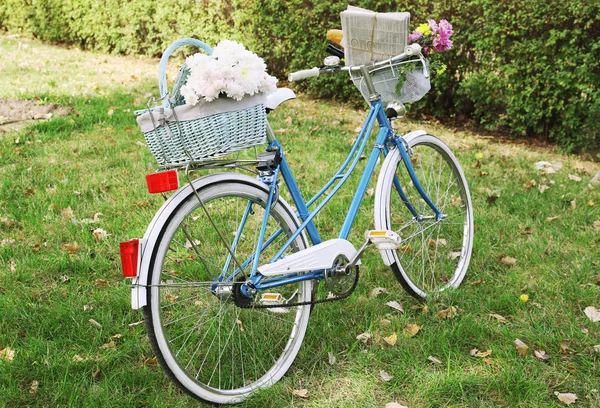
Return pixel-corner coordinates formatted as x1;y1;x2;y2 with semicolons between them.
374;130;427;266
265;88;296;110
131;173;286;309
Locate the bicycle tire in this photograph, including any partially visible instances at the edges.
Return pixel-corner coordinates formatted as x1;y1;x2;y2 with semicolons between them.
144;178;311;404
375;134;473;299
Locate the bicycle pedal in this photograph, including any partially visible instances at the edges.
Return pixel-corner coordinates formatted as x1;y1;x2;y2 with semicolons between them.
259;293;289;314
365;230;401;250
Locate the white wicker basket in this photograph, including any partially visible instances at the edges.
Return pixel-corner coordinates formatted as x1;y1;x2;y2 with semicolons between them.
135;38;267;168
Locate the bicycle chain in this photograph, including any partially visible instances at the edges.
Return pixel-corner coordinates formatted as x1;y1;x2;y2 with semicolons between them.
237;268;359;310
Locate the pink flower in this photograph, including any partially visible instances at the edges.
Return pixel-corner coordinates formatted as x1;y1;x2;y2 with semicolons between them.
408;30;423;43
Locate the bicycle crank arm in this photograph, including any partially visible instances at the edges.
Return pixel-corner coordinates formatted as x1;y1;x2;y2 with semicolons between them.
258;239;360;276
346;230;402;268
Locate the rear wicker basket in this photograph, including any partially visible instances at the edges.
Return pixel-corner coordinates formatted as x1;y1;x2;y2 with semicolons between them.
135;38;267;168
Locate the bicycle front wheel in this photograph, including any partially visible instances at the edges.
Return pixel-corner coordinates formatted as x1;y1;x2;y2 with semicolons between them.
375;133;473;299
144;177;311;404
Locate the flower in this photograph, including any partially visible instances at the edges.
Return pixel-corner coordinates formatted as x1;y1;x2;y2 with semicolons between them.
180;40;278;105
407;19;454;57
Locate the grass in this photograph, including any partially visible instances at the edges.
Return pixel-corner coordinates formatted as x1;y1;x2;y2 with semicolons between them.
0;33;599;407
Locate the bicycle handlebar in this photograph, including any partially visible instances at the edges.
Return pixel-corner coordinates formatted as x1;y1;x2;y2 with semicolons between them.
288;67;321;82
288;43;429;82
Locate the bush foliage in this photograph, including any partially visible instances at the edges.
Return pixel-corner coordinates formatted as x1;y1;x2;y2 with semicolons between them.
1;0;598;152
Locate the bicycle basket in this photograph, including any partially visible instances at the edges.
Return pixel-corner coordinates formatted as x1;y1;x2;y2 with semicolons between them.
351;58;430;105
135;38;267;168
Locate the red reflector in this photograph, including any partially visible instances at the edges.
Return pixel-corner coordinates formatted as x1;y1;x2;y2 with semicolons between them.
146;170;179;194
120;239;140;278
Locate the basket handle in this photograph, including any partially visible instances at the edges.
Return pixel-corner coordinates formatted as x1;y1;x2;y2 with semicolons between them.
158;38;213;107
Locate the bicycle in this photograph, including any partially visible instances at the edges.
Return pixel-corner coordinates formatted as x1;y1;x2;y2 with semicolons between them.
120;38;473;404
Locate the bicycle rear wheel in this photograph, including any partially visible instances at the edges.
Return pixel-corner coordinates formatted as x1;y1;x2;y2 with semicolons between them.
375;133;473;299
144;178;311;404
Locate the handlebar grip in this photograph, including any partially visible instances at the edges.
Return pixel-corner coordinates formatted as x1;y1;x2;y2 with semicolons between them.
288;68;320;82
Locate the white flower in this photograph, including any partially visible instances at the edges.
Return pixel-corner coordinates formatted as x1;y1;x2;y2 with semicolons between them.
181;40;278;105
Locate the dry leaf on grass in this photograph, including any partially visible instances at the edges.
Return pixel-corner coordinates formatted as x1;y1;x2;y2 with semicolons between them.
403;324;421;337
427;355;442;364
144;357;158;365
385;403;408;408
327;352;336;365
62;241;80;254
89;319;102;328
437;306;459;319
29;380;39;394
94;279;109;287
568;174;582;182
499;256;517;267
555;392;577;405
0;346;15;361
584;306;600;322
489;313;507;323
100;340;115;350
470;348;492;358
547;216;560;223
60;207;75;219
92;228;109;241
386;301;404;313
594;220;600;231
380;319;392;326
534;350;550;361
380;370;393;382
593;345;600;352
356;333;372;344
368;287;389;297
383;333;398;346
514;338;529;356
292;389;308;398
9;258;16;272
128;320;144;327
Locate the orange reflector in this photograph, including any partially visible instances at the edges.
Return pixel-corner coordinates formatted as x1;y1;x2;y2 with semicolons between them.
146;170;179;194
369;231;387;237
261;293;283;302
120;239;140;278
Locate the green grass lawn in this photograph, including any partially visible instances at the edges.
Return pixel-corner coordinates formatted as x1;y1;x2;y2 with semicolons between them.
0;34;599;407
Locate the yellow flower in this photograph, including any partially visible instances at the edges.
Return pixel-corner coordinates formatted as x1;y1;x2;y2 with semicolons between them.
436;63;447;75
416;23;432;36
519;294;529;303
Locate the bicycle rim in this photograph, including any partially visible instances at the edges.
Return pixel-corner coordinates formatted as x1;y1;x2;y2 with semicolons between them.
377;134;473;298
144;180;311;404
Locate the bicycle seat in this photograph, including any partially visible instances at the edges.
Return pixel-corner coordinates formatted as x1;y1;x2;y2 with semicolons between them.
265;88;296;112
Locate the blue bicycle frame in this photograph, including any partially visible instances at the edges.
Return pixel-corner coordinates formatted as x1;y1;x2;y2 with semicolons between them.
223;97;443;293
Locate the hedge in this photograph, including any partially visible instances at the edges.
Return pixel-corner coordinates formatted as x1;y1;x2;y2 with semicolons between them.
1;0;598;152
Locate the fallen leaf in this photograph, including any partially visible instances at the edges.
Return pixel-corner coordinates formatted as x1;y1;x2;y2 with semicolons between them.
29;380;39;394
89;319;102;328
588;200;595;207
469;279;486;286
555;392;577;405
383;333;398;346
489;313;507;323
0;346;15;361
534;350;550;361
128;320;144;327
500;256;517;267
523;180;537;189
100;340;115;349
427;355;442;364
593;345;600;352
366;188;375;196
470;348;492;358
538;184;550;193
584;306;600;322
144;356;158;365
514;338;529;356
437;306;458;319
79;212;103;224
385;403;408;408
379;319;391;326
521;227;533;235
368;287;389;298
448;251;462;260
92;228;109;241
386;301;404;313
292;389;308;398
380;370;393;382
60;207;75;218
559;340;571;354
570;199;577;209
356;333;372;344
93;368;102;380
62;241;80;253
94;279;109;287
568;174;582;182
9;258;16;272
594;220;600;231
402;324;421;337
72;354;87;362
547;216;560;223
327;351;336;365
581;328;589;334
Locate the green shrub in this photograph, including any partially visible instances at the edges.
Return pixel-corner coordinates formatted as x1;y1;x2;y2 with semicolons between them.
1;0;598;152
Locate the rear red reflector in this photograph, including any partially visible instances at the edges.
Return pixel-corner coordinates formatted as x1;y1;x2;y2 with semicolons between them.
146;170;179;194
120;239;140;278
